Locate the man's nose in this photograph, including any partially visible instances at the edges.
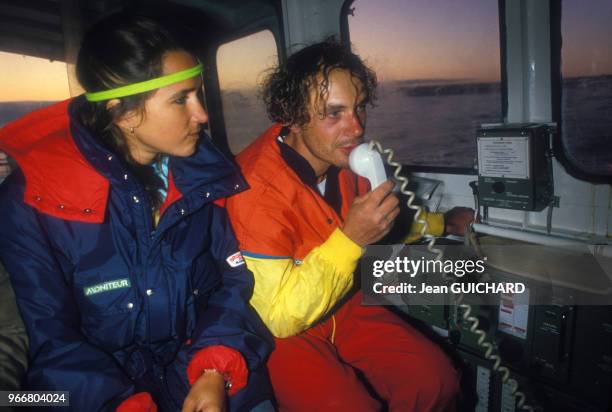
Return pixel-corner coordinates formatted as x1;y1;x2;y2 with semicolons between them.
347;112;364;137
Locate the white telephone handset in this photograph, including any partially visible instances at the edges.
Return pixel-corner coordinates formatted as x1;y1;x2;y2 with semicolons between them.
349;143;387;190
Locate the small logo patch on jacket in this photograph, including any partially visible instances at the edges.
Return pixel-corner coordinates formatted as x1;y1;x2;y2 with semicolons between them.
84;278;131;296
226;251;245;267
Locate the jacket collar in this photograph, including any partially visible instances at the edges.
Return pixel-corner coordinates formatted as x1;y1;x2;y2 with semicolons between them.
276;131;342;216
0;97;245;223
237;124;369;220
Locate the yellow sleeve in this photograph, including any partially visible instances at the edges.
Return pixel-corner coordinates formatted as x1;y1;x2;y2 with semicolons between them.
242;228;362;338
401;211;445;244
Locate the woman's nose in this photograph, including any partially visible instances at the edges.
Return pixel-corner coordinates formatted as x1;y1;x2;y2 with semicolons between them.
192;104;209;124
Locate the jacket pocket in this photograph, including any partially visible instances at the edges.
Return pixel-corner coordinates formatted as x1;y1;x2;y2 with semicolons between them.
73;272;139;350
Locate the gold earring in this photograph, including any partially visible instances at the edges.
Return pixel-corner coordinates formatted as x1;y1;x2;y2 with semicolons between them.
130;127;134;134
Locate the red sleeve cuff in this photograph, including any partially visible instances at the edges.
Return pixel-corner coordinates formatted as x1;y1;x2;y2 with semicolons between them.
186;345;248;396
116;392;157;412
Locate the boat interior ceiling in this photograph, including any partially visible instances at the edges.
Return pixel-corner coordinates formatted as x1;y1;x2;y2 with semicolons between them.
0;0;280;62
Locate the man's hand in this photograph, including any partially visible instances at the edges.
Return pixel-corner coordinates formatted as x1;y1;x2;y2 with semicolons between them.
444;207;475;236
182;370;227;412
342;180;400;246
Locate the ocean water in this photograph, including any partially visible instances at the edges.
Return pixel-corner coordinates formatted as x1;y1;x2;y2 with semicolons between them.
219;80;502;168
0;101;56;128
360;80;502;168
1;76;610;176
0;102;57;181
561;75;612;175
220;76;612;173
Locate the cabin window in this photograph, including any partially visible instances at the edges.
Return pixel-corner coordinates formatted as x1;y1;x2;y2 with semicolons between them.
559;1;612;177
216;30;279;154
346;0;502;170
0;51;71;182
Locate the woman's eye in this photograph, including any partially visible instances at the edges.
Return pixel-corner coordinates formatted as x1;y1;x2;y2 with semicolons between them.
174;96;187;105
197;87;205;103
327;111;341;119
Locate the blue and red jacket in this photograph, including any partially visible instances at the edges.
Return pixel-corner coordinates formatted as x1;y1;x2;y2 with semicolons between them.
0;98;273;411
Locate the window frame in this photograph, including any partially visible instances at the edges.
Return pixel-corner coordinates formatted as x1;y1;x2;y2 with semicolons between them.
207;25;283;157
550;0;612;183
340;0;508;176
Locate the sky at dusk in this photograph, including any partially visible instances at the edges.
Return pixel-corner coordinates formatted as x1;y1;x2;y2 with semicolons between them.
349;0;502;82
559;0;612;77
349;0;612;82
0;51;71;101
0;0;611;101
216;30;278;91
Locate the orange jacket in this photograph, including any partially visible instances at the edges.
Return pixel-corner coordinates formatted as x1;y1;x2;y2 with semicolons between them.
226;124;444;337
228;124;370;259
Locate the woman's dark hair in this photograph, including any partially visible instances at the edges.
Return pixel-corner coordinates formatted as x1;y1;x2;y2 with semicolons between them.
262;40;377;127
76;13;188;211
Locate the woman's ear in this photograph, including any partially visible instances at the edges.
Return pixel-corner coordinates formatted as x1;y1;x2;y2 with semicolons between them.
107;99;142;131
105;98;121;112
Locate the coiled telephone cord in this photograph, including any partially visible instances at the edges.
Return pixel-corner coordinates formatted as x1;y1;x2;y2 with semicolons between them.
369;140;536;412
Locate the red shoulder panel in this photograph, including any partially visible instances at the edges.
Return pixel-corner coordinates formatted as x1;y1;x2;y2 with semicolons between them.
0;100;109;223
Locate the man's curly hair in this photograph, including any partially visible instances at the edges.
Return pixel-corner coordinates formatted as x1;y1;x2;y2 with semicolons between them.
262;40;377;127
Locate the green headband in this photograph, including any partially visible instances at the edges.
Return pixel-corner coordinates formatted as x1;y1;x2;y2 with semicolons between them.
84;63;203;102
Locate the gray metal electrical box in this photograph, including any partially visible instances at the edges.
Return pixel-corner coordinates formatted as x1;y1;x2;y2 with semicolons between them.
476;124;553;211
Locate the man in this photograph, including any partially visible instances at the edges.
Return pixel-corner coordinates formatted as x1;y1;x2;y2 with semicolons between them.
225;41;470;411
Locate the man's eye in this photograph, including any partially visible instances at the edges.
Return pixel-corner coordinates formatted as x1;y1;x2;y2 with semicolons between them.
356;104;366;113
327;111;341;118
174;96;187;105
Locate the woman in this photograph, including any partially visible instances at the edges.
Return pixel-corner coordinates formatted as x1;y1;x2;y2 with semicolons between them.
0;13;274;412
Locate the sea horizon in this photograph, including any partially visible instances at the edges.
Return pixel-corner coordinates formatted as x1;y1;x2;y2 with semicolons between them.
1;74;610;172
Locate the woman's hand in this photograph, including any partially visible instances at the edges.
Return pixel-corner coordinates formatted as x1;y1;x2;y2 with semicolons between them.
181;370;227;412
